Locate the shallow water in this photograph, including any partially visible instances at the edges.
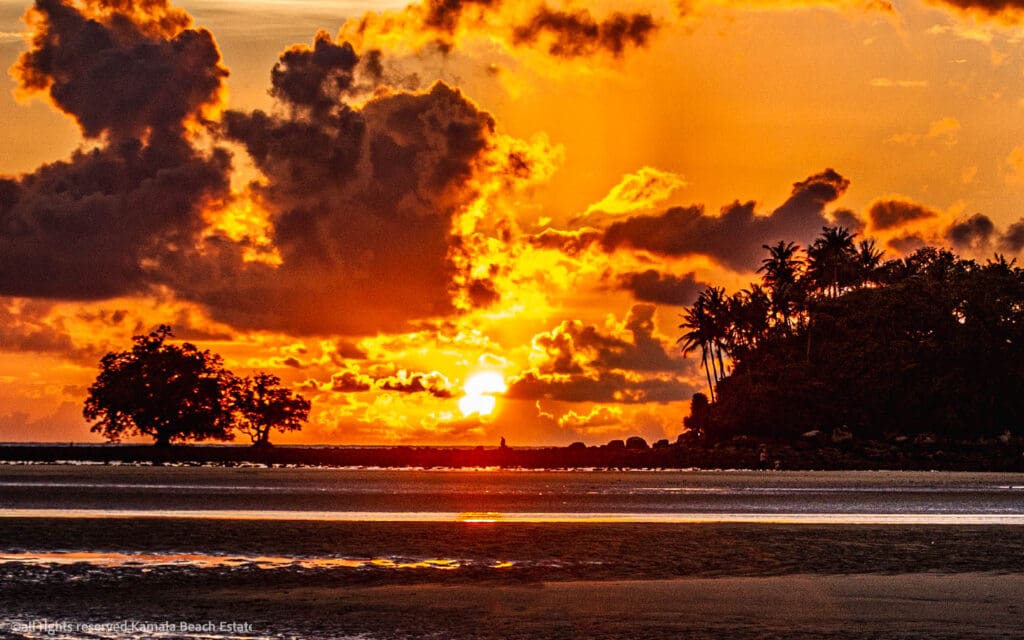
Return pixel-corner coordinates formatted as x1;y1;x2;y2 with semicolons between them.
2;466;1024;639
2;466;1024;515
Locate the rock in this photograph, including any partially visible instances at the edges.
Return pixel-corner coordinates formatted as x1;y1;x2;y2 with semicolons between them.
653;439;670;449
914;433;936;445
802;430;822;438
831;427;853;443
606;439;625;449
625;436;649;449
567;441;586;450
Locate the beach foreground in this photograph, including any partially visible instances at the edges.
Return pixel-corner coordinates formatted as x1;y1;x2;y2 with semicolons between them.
3;570;1022;639
2;467;1024;639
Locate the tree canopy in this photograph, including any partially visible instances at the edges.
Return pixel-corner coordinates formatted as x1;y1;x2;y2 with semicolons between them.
233;372;311;447
83;326;310;446
681;229;1024;442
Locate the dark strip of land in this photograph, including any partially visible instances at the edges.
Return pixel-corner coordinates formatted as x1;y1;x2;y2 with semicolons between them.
0;438;1022;471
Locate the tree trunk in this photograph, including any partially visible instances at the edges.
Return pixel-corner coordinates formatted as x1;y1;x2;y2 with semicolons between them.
253;426;272;448
703;358;716;404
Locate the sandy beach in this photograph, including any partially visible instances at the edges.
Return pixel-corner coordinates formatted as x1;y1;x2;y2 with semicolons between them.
4;572;1022;639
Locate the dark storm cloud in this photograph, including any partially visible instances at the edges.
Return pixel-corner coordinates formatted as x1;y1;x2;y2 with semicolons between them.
0;0;232;301
0;144;230;300
998;219;1024;253
831;208;866;234
195;77;499;335
0;300;75;355
270;32;361;114
928;0;1024;19
12;0;227;141
511;6;658;58
948;213;996;250
601;169;850;270
617;270;705;306
507;370;691;404
345;0;656;60
422;0;499;31
869;199;939;231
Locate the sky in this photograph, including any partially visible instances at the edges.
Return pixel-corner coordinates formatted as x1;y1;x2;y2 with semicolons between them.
1;0;1024;445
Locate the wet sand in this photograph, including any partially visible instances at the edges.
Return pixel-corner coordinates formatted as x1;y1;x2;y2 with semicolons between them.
248;574;1024;639
4;571;1022;639
3;468;1024;638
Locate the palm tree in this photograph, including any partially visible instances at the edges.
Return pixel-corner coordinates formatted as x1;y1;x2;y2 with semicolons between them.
726;285;771;359
854;239;884;287
678;300;717;402
758;241;805;331
807;226;857;298
701;286;731;381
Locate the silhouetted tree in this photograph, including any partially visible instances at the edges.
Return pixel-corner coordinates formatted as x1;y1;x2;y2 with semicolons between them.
232;372;311;447
683;392;711;438
759;240;805;332
83;325;236;446
807;226;857;297
684;242;1024;441
678;303;717;402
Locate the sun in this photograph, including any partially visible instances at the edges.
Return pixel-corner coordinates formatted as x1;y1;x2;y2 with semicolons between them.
459;372;507;417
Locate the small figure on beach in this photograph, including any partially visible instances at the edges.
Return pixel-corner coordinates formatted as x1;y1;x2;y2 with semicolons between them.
500;436;508;449
758;446;769;470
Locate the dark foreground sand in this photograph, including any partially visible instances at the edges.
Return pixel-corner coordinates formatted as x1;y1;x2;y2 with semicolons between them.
4;572;1022;639
281;574;1024;639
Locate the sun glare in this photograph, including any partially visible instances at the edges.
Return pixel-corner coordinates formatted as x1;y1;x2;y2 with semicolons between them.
459;372;507;417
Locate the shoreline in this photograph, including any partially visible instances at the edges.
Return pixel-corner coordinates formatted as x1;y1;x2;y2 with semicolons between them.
0;440;1023;471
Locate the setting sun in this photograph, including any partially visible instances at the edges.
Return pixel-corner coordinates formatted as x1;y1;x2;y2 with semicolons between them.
459;372;507;417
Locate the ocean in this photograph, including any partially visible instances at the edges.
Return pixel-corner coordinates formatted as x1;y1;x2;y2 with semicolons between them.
1;466;1023;639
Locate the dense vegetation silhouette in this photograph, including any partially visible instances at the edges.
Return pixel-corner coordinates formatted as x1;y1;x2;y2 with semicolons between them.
681;228;1024;442
84;325;310;446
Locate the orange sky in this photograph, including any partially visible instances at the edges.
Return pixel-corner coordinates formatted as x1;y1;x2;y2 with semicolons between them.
1;0;1024;445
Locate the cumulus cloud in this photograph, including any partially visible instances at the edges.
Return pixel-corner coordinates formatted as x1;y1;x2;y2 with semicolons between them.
557;405;623;431
340;0;658;60
327;367;453;398
12;0;226;141
582;166;686;218
378;370;454;398
0;0;231;301
868;198;940;231
948;213;996;251
601;169;850;270
527;228;603;256
510;6;657;58
999;220;1024;253
508;305;695;404
616;270;706;306
532;304;683;374
507;370;691;403
183;38;515;334
0;299;78;356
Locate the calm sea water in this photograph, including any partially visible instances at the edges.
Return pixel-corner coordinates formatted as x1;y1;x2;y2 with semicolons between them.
1;466;1023;639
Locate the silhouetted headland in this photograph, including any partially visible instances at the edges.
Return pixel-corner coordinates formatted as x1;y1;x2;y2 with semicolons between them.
2;433;1022;471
